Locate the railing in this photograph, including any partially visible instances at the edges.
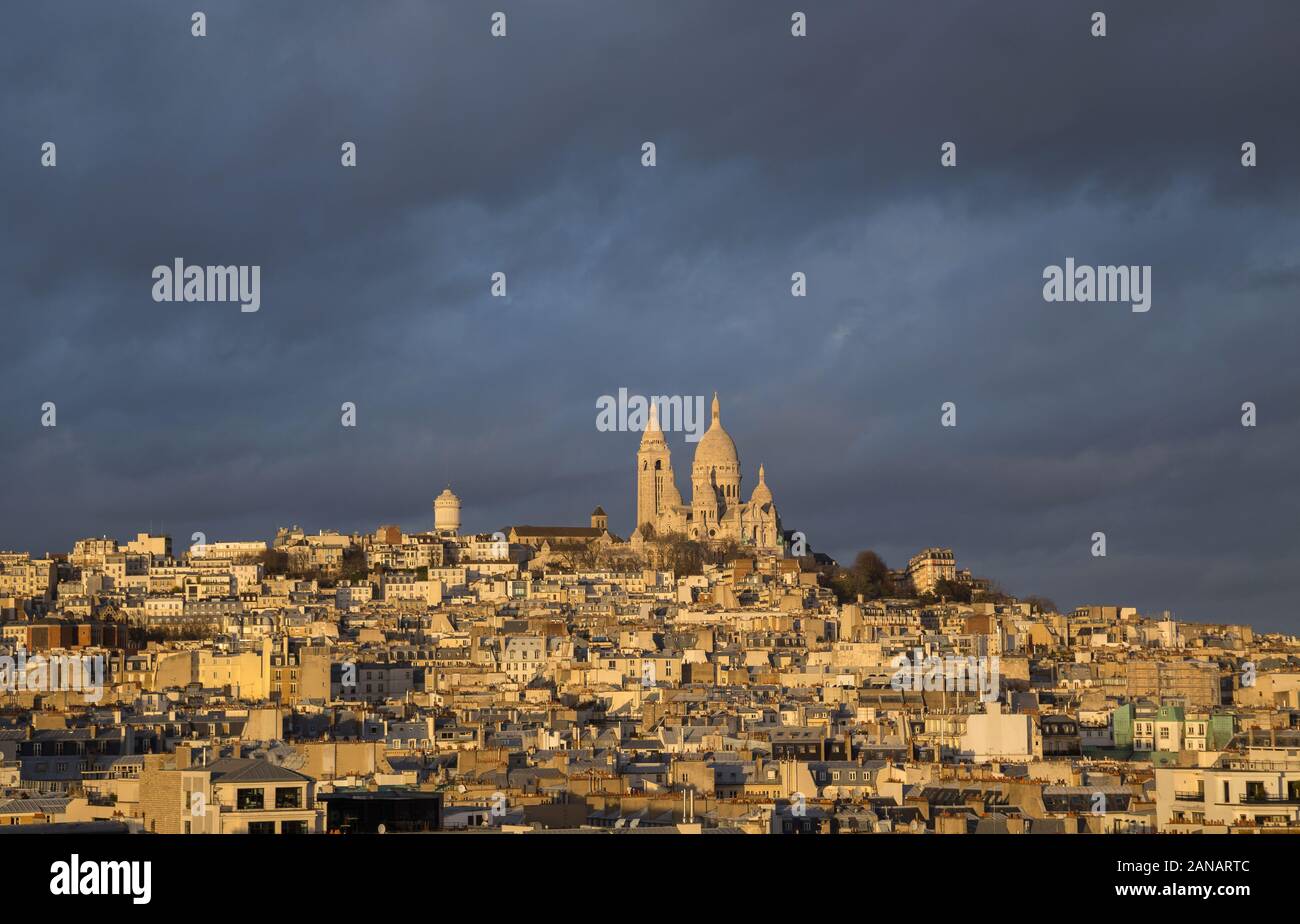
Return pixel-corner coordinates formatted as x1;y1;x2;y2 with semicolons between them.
1240;793;1300;805
1220;758;1300;771
1173;790;1205;802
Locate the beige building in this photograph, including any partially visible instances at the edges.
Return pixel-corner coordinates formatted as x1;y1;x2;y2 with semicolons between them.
1121;659;1223;707
0;555;56;600
124;532;172;559
959;701;1038;763
1155;733;1300;831
151;638;274;698
907;548;957;595
140;749;320;834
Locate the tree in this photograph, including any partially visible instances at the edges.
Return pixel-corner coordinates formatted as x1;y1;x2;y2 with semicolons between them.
257;549;289;575
973;581;1015;605
930;578;972;604
823;550;897;603
642;533;741;577
337;547;368;583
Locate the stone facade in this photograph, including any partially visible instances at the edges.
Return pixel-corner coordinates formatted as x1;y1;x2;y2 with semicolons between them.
635;394;782;550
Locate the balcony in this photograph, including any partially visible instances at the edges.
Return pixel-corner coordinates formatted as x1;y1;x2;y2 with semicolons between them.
1239;793;1300;805
1173;790;1205;802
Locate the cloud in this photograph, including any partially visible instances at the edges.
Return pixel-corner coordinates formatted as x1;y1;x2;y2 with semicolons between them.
1;0;1298;627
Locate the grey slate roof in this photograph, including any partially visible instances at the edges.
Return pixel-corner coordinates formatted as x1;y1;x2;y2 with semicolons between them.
205;757;313;783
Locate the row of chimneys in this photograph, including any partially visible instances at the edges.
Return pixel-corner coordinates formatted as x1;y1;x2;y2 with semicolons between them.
174;742;239;769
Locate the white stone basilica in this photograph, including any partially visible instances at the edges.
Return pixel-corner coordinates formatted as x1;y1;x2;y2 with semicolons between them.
633;393;782;550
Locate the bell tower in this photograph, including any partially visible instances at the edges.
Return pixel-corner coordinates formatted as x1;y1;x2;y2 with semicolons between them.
636;403;672;532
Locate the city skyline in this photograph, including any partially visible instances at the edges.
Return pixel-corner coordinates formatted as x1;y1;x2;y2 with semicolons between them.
2;392;1288;630
3;6;1299;892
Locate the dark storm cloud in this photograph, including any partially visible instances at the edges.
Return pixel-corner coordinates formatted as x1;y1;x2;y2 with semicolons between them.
2;1;1298;627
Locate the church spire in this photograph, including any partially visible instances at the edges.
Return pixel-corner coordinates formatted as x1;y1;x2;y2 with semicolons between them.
639;401;666;448
711;391;720;425
750;461;773;505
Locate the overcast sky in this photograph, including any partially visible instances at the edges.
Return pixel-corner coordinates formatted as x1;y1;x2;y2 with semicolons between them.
2;1;1298;628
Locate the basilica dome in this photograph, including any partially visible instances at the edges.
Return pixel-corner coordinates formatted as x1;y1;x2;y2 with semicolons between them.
692;393;739;470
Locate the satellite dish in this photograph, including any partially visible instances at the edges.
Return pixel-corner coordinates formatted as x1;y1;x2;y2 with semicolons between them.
377;823;386;834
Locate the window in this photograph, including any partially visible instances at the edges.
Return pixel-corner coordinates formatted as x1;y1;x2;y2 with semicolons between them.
275;787;302;809
248;822;275;834
281;820;308;834
237;788;265;810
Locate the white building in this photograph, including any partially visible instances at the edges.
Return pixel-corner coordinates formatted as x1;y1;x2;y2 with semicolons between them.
959;701;1037;763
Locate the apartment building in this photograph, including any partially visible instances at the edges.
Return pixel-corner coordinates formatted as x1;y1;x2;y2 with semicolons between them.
1155;732;1300;831
907;548;956;596
140;748;320;834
